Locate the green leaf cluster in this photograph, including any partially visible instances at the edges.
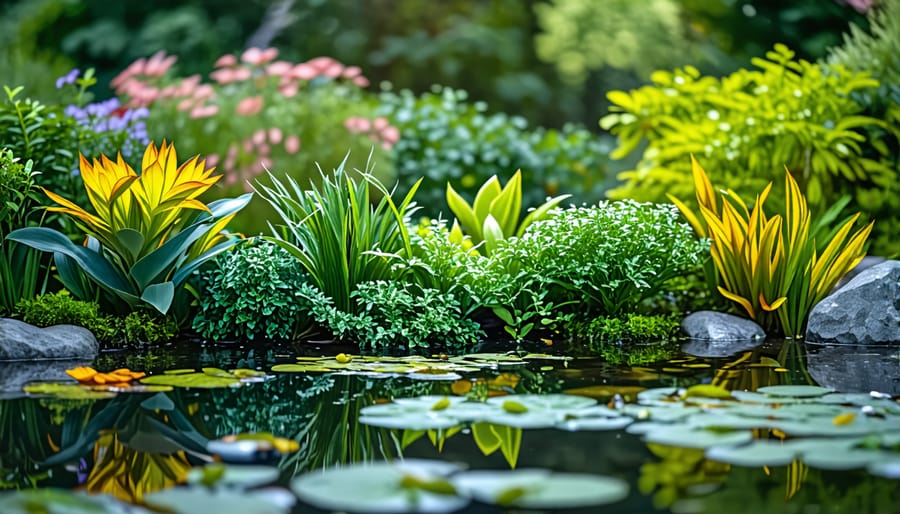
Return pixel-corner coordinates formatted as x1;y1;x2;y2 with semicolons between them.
378;86;610;218
192;239;318;342
256;154;419;314
14;290;176;346
565;313;681;346
500;200;709;316
601;44;898;255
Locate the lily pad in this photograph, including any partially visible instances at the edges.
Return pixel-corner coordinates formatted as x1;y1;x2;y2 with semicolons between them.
485;394;596;412
867;459;900;479
291;460;468;514
705;440;799;467
187;465;280;489
556;417;634;431
643;425;753;449
756;385;833;398
360;414;461;431
141;373;241;389
145;486;294;514
23;382;115;399
0;488;122;514
452;469;629;508
802;449;893;471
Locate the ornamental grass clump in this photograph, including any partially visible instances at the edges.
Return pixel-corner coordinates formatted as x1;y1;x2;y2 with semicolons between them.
7;141;250;314
502;200;709;316
669;157;873;337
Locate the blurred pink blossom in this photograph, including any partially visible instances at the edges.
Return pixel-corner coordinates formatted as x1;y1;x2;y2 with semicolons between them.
242;47;279;66
381;126;400;145
284;135;301;154
307;56;336;70
236;96;264;116
145;51;177;77
842;0;873;12
232;67;252;81
373;117;389;131
352;76;370;88
266;61;293;77
205;153;220;168
210;68;239;84
342;66;362;79
214;54;238;68
175;75;201;96
252;129;267;146
290;64;317;81
279;82;298;98
177;98;197;111
190;104;219;119
322;63;345;79
268;128;283;144
193;84;216;100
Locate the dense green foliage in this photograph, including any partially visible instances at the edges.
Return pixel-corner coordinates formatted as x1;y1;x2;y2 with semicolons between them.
15;291;177;346
564;313;682;346
192;239;318;342
500;200;709;316
379;87;609;217
0;148;48;314
256;156;418;315
602;44;898;255
309;281;485;352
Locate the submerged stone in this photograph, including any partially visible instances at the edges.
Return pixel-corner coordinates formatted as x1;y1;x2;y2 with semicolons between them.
0;318;99;361
806;260;900;345
680;311;765;342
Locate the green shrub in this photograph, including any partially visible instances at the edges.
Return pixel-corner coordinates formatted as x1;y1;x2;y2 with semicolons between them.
0;148;47;314
378;86;610;218
565;313;681;345
317;281;484;353
256;155;419;314
601;44;898;255
14;291;176;346
192;239;319;342
500;200;709;316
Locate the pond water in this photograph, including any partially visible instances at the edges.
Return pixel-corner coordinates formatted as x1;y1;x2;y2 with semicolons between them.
0;339;898;514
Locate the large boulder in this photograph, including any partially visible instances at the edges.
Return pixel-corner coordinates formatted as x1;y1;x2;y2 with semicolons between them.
0;318;99;361
805;260;900;345
681;311;766;341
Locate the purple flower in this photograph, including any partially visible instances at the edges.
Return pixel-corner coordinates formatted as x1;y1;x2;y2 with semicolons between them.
55;69;81;89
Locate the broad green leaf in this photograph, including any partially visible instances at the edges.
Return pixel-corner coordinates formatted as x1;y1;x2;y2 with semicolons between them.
446;182;480;241
472;176;502;228
490;170;522;237
141;281;175;314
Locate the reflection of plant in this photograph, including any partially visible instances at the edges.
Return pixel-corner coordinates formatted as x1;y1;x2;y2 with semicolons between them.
193;239;317;342
602;44;897;255
378;86;609;217
446;170;569;254
256;156;418;314
8;142;250;315
671;159;872;337
638;443;731;509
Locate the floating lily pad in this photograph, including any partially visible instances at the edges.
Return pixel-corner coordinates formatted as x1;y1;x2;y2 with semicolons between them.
485;394;596;412
141;372;241;389
564;385;646;399
705;440;799;467
23;382;115;399
452;469;629;508
482;412;559;429
642;425;753;449
271;364;334;373
145;485;294;514
0;488;122;514
730;390;806;404
392;396;467;408
867;459;900;479
187;465;280;489
556;417;634;431
802;449;893;471
757;385;833;398
360;414;461;431
291;460;467;514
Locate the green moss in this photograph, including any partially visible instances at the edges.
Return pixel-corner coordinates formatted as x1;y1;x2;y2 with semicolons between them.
564;313;681;364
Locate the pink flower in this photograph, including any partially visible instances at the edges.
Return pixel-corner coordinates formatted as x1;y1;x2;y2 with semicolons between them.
193;84;216;100
190;104;219;119
175;75;201;97
373;117;389;131
284;135;301;154
210;68;238;84
290;64;317;81
322;63;345;79
266;60;293;77
342;66;362;79
225;173;238;185
236;96;264;116
177;98;197;111
252;129;267;146
144;51;177;77
307;56;336;71
232;67;252;81
241;47;279;66
243;138;254;153
381;126;400;145
159;85;177;98
214;54;238;68
268;127;283;144
352;76;370;88
842;0;873;12
205;153;220;168
279;82;298;98
259;157;273;170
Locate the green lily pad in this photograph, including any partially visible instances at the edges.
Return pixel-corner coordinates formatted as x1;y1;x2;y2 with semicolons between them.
642;425;753;449
730;390;806;404
163;368;196;375
705;440;799;467
486;394;596;412
141;372;241;389
359;414;461;431
145;486;294;514
556;417;634;431
291;460;468;513
757;385;833;398
271;364;334;373
867;459;900;479
187;464;280;489
452;469;629;508
23;382;115;399
802;449;894;471
0;488;117;514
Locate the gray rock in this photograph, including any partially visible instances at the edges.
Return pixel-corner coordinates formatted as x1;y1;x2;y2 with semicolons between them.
0;360;85;397
681;311;766;341
805;260;900;345
681;338;764;358
806;344;900;395
0;318;99;361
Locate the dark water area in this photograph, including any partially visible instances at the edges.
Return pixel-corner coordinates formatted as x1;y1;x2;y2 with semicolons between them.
0;338;898;514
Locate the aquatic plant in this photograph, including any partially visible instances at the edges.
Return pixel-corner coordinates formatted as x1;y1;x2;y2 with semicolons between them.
670;158;872;337
446;170;570;254
255;154;419;314
7;141;250;315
